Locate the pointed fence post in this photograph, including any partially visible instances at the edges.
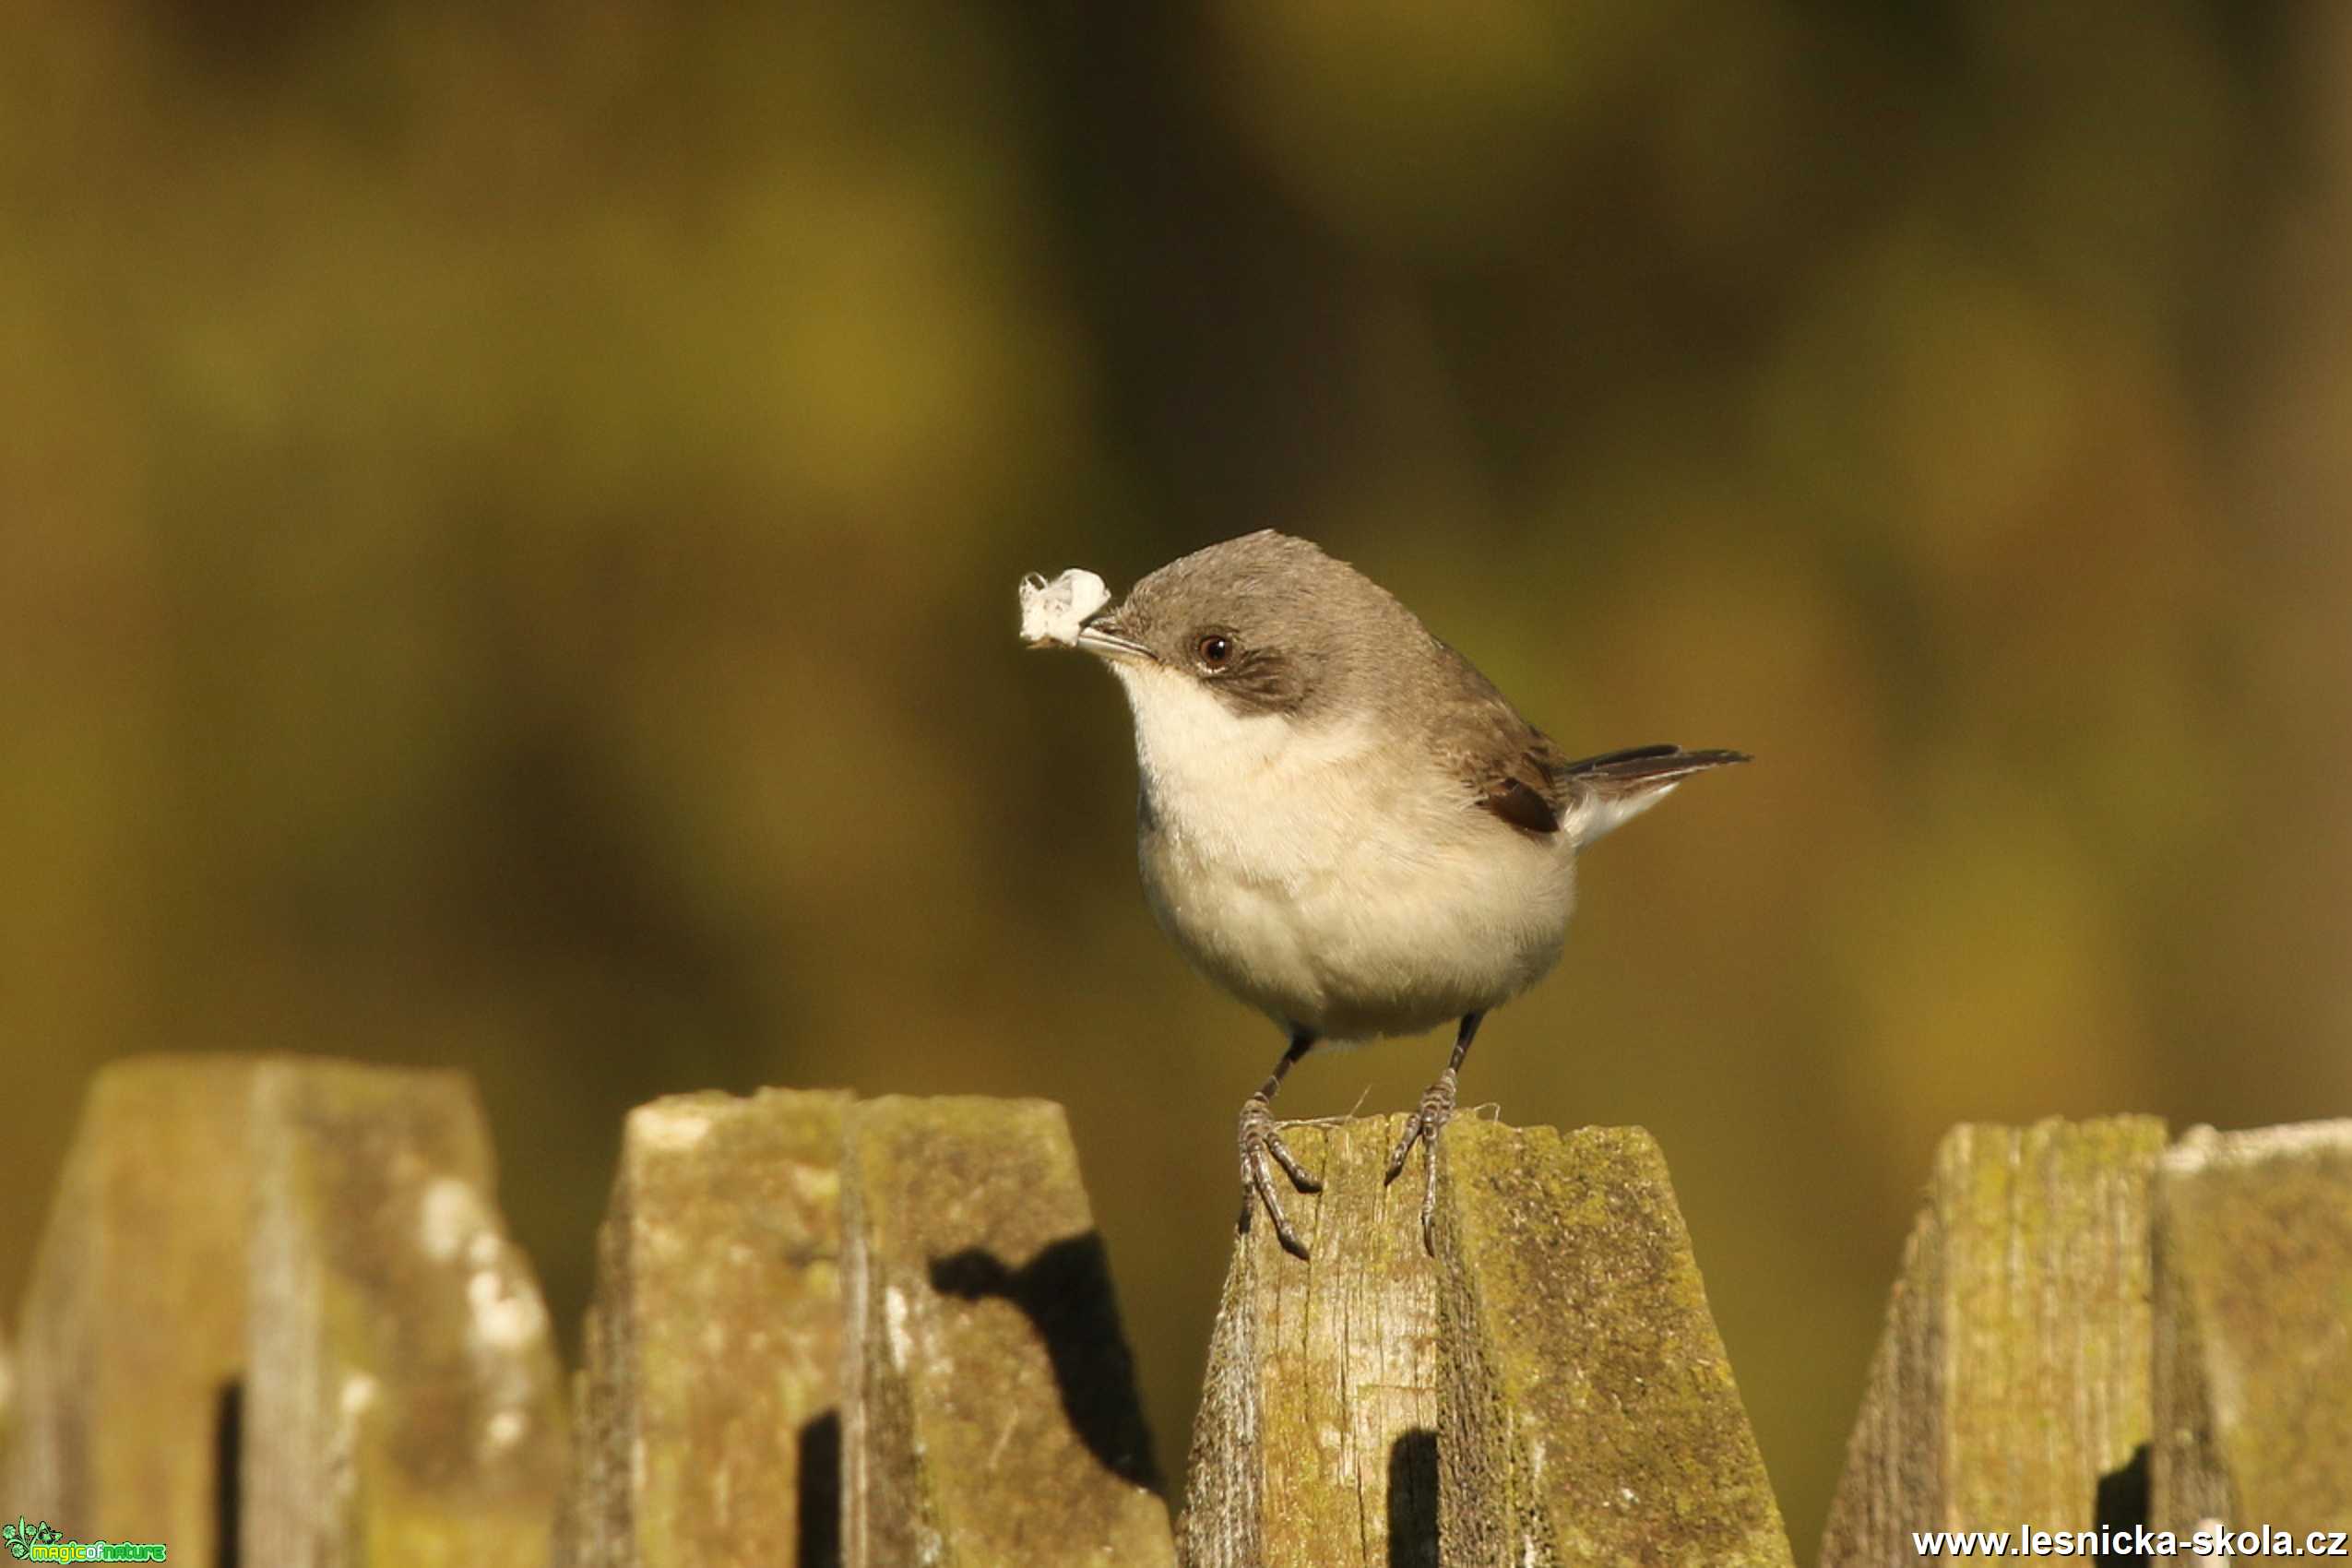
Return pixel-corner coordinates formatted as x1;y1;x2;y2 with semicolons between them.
557;1088;853;1568
241;1060;569;1568
1178;1116;1442;1568
2152;1121;2352;1562
1821;1116;2167;1565
840;1095;1175;1567
1434;1120;1792;1568
2;1055;567;1568
3;1058;256;1561
559;1090;1174;1568
1178;1114;1792;1568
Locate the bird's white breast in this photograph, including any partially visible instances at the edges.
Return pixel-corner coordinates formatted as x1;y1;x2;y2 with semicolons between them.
1110;662;1575;1040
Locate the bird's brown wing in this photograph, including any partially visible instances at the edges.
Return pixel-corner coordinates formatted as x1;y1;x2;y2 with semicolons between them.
1475;733;1572;835
1462;727;1751;841
1424;643;1748;839
1420;644;1574;836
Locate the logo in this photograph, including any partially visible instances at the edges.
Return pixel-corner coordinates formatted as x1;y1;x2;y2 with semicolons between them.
2;1520;166;1562
0;1522;57;1559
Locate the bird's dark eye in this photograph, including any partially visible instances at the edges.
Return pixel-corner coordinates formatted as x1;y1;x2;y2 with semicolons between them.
1195;634;1234;670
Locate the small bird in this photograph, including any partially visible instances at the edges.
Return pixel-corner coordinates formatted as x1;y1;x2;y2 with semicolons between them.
1032;531;1745;1257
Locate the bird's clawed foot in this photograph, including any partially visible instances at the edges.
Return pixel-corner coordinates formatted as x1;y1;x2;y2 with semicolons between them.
1238;1093;1323;1259
1383;1067;1458;1254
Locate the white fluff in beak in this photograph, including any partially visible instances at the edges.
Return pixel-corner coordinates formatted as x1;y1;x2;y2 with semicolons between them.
1018;568;1111;647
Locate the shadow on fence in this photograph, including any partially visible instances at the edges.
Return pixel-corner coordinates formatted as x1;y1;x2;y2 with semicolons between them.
1;1055;2346;1566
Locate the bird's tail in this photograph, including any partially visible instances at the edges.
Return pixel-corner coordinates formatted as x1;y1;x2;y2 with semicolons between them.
1559;744;1749;845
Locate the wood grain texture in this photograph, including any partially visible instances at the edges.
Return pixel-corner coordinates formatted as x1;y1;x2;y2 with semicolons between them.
4;1056;567;1568
243;1059;569;1568
2;1057;256;1563
559;1088;853;1568
2153;1121;2352;1560
1821;1117;2167;1567
1179;1115;1442;1568
1181;1115;1788;1568
841;1095;1173;1568
1437;1120;1791;1568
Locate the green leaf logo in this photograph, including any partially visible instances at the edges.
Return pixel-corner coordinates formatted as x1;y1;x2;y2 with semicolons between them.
3;1519;64;1558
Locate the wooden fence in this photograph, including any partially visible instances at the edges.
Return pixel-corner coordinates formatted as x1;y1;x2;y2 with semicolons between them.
1;1056;2345;1565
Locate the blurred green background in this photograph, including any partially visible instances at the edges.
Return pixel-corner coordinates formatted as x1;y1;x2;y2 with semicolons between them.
6;0;2351;1551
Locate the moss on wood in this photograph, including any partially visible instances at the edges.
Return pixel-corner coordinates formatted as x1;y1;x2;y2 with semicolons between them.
1437;1121;1793;1568
561;1088;853;1568
842;1095;1172;1567
1822;1116;2166;1566
2154;1121;2352;1539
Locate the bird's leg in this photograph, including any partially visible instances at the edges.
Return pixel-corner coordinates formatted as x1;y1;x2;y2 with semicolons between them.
1239;1029;1323;1259
1384;1012;1483;1253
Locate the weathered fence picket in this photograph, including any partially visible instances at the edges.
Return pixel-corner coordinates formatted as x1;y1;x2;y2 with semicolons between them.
1177;1117;1790;1568
560;1088;854;1568
3;1056;567;1568
1178;1117;1443;1568
243;1061;568;1568
1433;1122;1791;1568
6;1058;255;1560
837;1095;1174;1567
1821;1116;2167;1564
2151;1121;2352;1562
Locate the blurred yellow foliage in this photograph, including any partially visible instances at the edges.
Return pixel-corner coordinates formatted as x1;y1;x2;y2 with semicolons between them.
5;0;2350;1550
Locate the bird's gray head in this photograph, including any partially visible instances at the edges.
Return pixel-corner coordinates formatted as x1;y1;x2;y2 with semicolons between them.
1076;531;1420;723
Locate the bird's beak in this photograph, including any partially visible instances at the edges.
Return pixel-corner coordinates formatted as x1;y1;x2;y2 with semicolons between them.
1075;608;1154;663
